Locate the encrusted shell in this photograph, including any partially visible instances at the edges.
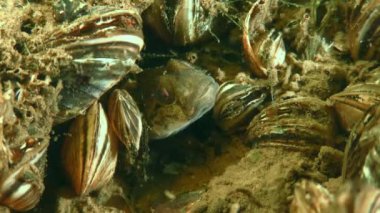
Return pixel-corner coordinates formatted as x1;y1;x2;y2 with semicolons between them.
136;59;219;139
329;83;380;131
61;102;118;195
108;89;143;165
247;97;338;151
213;80;270;133
50;7;145;124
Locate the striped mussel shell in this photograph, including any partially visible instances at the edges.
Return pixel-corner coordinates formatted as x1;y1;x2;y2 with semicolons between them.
143;0;215;46
242;0;286;78
0;140;48;211
213;80;271;133
0;166;44;212
348;0;380;61
136;59;219;139
49;6;144;124
290;180;333;213
108;89;143;166
342;104;380;186
329;83;380;131
247;97;338;152
61;102;118;195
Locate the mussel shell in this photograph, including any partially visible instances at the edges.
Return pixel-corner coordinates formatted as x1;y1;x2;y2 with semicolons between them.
108;89;143;166
329;83;380;131
0;166;44;212
51;7;144;124
213;81;271;133
61;102;118;195
242;0;286;78
0;141;48;211
144;0;215;46
137;59;219;139
247;97;338;151
348;0;380;61
342;104;380;186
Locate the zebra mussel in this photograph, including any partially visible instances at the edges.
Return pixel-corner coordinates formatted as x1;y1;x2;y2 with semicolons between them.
61;102;118;196
247;96;339;152
143;0;217;46
213;80;271;133
108;89;144;166
49;5;145;124
0;142;48;211
329;83;380;131
242;0;286;78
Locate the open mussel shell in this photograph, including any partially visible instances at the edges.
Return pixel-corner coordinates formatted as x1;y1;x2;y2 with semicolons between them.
61;102;118;195
108;89;143;166
50;7;145;124
213;81;271;133
136;59;219;139
242;0;286;78
348;0;380;61
342;104;380;187
0;141;48;211
329;83;380;131
247;97;338;151
143;0;215;46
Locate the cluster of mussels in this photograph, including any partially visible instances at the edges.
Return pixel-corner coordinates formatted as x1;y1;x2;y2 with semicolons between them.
0;0;380;212
1;0;220;211
213;0;380;212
